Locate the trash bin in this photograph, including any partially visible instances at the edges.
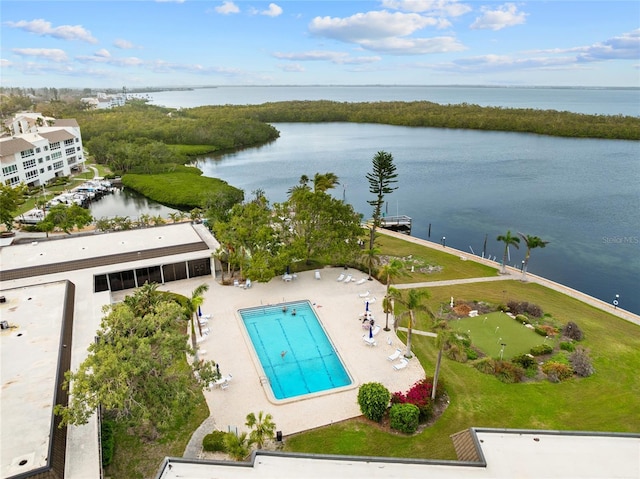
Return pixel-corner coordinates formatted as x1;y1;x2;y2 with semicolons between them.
276;431;283;442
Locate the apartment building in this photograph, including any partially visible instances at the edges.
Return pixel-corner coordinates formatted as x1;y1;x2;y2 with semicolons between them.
0;113;86;188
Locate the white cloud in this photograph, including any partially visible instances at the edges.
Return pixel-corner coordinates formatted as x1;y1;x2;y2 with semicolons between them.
261;3;283;17
278;63;305;72
360;36;465;54
0;59;11;68
114;39;135;49
5;19;98;43
12;48;68;62
273;50;381;64
215;1;240;15
310;11;444;43
76;52;144;67
470;3;527;31
94;49;111;58
381;0;472;17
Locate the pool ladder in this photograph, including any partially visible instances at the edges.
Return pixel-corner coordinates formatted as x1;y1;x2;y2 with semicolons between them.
259;376;270;386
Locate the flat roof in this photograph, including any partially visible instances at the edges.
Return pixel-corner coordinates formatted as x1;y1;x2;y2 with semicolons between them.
156;429;640;479
0;281;66;479
0;222;206;271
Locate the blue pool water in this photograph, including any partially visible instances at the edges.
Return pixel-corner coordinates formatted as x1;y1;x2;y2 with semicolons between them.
239;301;351;400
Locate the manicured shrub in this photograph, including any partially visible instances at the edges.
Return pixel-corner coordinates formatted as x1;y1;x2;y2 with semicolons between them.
534;324;558;337
560;341;576;352
465;347;479;361
494;360;525;383
101;419;115;467
515;314;530;324
472;357;496;374
570;347;595;377
392;378;436;421
357;382;391;423
389;403;420;434
563;321;584;341
542;361;574;382
530;344;553;356
512;353;536;369
203;430;228;452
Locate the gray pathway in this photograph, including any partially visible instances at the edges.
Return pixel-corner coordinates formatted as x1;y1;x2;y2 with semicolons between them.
184;415;218;459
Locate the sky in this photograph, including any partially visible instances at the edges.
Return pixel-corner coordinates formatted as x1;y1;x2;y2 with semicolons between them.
1;0;639;88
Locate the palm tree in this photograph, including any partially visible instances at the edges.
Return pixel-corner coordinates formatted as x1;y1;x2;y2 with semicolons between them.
360;246;381;280
496;230;520;274
390;288;431;358
518;233;549;280
313;172;340;193
224;431;251;461
245;411;276;449
185;283;210;356
378;258;404;331
431;321;460;400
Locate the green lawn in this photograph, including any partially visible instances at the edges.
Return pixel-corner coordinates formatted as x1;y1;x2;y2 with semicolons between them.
284;242;640;460
452;311;547;360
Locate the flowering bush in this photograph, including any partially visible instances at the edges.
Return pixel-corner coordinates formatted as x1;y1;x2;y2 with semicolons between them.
391;378;436;421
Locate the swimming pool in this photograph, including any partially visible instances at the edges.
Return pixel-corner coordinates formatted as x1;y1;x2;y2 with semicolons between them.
239;301;352;401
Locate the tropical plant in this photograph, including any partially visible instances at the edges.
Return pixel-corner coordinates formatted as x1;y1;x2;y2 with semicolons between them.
0;183;27;232
366;151;398;249
224;431;252;461
378;258;405;331
496;230;520;274
361;246;381;280
357;382;390;423
184;283;210;357
390;288;431;358
245;411;276;449
312;172;340;193
39;203;93;234
389;403;420;434
518;233;549;280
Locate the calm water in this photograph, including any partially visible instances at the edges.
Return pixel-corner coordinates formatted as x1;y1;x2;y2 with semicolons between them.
149;85;640;116
240;301;351;400
89;187;180;220
197;122;640;315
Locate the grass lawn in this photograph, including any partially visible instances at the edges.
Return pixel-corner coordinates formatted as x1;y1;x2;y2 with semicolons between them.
452;311;547;360
285;242;640;460
375;233;498;282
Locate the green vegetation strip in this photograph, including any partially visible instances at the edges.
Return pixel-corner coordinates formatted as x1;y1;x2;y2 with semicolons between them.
285;243;640;460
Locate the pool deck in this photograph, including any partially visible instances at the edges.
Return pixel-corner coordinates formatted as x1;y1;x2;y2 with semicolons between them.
158;268;425;442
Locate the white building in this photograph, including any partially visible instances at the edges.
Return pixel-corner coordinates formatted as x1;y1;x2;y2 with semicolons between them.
0;113;86;188
80;92;127;110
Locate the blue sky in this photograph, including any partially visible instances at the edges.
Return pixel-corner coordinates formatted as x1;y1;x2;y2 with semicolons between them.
2;1;639;88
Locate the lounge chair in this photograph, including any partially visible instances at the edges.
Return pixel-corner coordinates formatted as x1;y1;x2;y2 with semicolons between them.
244;279;252;289
198;317;209;326
358;290;370;298
387;348;402;361
233;279;239;287
336;273;345;282
362;334;377;347
392;358;409;370
371;325;381;336
344;274;353;283
355;278;367;285
367;297;377;304
315;270;321;280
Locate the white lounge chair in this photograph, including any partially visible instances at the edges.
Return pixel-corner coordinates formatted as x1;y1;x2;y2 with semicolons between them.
387;348;402;361
371;325;381;336
315;270;321;280
337;273;345;281
367;297;377;304
355;278;367;285
198;317;209;326
362;334;377;347
344;274;353;283
244;279;252;289
233;279;239;287
393;358;409;370
358;290;370;298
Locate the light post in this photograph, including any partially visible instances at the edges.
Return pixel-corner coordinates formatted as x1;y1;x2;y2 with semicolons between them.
441;236;446;247
613;294;619;310
520;260;525;272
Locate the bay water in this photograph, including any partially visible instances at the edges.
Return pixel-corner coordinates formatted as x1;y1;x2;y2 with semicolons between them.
106;86;639;314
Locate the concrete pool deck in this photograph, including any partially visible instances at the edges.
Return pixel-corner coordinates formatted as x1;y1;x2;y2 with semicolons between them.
156;267;425;445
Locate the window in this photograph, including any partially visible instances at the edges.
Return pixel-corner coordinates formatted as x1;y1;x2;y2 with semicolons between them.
46;156;50;161
47;166;52;171
36;147;41;153
40;168;45;173
77;147;81;152
25;170;38;180
65;147;75;156
6;177;20;186
44;145;49;151
75;138;79;143
53;160;64;170
21;149;34;158
51;151;62;160
50;142;60;150
38;158;44;163
67;157;76;165
2;164;18;176
23;159;36;169
64;139;74;146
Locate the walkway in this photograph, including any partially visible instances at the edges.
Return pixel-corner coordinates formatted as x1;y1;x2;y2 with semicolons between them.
379;229;640;327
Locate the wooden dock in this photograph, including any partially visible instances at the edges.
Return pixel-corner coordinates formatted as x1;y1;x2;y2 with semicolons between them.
379;215;412;234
